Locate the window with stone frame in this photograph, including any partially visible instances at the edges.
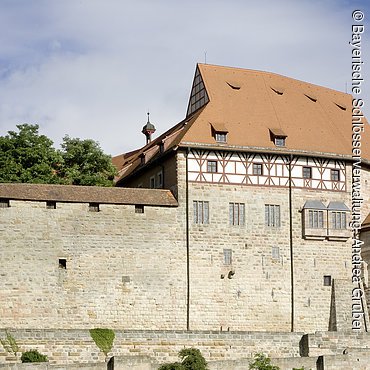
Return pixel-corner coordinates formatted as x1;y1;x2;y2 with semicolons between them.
223;249;232;265
265;204;281;227
331;211;347;230
229;203;245;226
193;200;209;224
308;210;324;229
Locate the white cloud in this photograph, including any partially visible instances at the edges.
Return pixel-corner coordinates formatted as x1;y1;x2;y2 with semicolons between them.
0;0;368;155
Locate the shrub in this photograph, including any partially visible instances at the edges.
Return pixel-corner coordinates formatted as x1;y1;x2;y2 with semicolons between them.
89;328;115;357
21;349;48;363
249;353;280;370
158;347;208;370
0;330;20;356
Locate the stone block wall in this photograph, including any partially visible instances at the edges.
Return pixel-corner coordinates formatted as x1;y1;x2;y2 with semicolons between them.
0;201;186;330
176;152;353;333
0;329;303;365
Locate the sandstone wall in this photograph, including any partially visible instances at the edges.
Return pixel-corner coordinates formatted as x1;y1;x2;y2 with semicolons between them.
176;152;352;332
0;201;186;330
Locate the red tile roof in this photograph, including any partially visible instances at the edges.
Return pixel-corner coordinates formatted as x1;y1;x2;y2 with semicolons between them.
0;183;177;207
114;64;370;183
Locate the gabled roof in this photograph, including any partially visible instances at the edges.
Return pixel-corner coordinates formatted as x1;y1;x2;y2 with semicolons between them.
0;183;177;207
180;64;370;161
114;64;370;184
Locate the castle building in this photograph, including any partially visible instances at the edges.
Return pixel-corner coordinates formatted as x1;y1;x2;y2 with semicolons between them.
0;64;369;336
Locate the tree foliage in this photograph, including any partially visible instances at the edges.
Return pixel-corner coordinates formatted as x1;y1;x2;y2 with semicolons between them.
0;124;116;186
59;136;116;186
158;347;208;370
249;353;280;370
0;124;62;184
89;328;115;357
21;349;48;363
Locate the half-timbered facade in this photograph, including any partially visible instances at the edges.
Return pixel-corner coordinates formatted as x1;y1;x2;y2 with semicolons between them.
114;63;370;333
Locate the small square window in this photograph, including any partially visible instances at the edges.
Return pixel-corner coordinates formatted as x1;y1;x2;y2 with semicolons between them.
135;205;144;214
331;169;340;181
59;259;67;269
207;160;218;173
46;201;56;209
215;133;227;143
272;246;280;260
253;163;263;175
223;249;232;265
303;167;312;179
0;199;10;208
274;137;286;147
324;275;332;286
89;203;99;212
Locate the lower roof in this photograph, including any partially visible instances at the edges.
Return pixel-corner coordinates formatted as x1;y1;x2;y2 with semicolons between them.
0;183;178;207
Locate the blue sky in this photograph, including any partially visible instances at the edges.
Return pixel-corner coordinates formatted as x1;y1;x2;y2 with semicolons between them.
0;0;369;155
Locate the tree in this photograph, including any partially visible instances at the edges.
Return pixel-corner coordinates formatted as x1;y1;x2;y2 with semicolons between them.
0;124;62;184
249;353;280;370
0;124;117;186
59;136;117;186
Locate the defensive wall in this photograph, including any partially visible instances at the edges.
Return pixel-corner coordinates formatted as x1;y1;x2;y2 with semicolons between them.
1;330;370;369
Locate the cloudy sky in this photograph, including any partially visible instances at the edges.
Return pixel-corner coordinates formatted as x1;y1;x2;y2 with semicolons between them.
0;0;369;156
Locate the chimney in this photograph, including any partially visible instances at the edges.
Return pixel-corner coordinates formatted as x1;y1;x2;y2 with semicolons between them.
142;112;156;144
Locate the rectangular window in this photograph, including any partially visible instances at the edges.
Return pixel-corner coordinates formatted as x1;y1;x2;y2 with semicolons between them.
150;176;155;189
46;201;56;209
0;199;10;208
303;167;312;179
207;160;218;173
215;133;227;142
229;203;245;226
157;172;163;188
274;137;286;147
223;249;232;265
253;163;263;175
308;210;324;228
265;204;281;227
331;169;340;181
331;211;347;229
193;201;209;224
135;205;144;214
272;246;280;260
59;259;67;269
324;275;332;286
89;203;99;212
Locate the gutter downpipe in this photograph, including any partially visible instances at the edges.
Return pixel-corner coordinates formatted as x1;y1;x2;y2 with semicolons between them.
185;148;190;331
289;153;294;332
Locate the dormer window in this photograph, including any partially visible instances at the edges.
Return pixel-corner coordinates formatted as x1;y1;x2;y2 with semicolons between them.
269;128;287;147
215;133;227;142
274;137;285;146
210;122;228;143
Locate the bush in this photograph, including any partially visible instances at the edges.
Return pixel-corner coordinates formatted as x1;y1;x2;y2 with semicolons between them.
89;328;115;356
158;347;208;370
249;353;280;370
21;349;48;363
